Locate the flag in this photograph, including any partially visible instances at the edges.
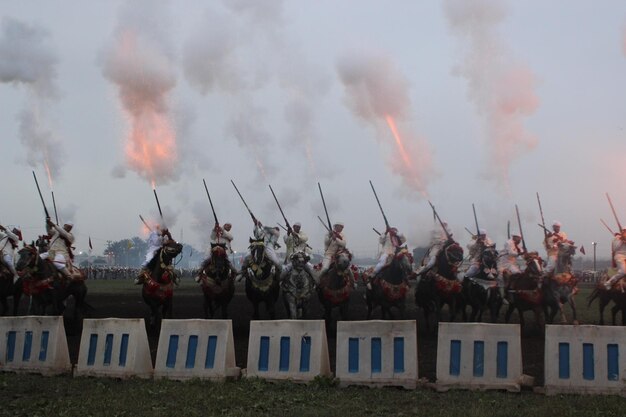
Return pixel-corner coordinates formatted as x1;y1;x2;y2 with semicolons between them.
580;245;586;255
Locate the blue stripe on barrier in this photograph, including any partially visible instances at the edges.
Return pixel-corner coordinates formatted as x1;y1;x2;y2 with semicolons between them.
393;337;405;373
279;337;290;372
6;331;16;363
348;338;359;373
473;341;485;377
87;334;98;366
185;335;198;369
39;331;49;362
22;331;32;362
607;344;619;381
119;334;129;367
103;334;113;366
371;338;382;374
299;336;311;372
205;336;217;369
583;343;595;381
258;336;270;372
558;342;570;379
496;341;508;378
449;340;461;376
166;335;179;368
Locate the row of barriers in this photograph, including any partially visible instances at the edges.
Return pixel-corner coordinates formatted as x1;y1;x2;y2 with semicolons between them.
0;317;625;395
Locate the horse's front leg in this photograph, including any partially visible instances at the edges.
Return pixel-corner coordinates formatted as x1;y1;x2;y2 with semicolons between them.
569;296;578;324
558;301;567;324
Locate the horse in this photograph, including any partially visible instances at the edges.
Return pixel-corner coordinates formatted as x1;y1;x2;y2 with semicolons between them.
588;271;626;325
241;238;280;319
0;262;23;315
365;247;414;320
15;244;89;319
503;252;546;332
415;240;464;329
281;251;316;319
196;244;236;319
543;242;579;324
140;239;183;328
317;250;356;324
462;246;502;322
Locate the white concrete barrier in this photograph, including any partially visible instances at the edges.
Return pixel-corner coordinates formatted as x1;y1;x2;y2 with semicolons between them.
335;320;418;388
436;323;522;392
544;325;626;395
154;319;240;381
0;316;71;375
75;318;152;379
246;320;330;382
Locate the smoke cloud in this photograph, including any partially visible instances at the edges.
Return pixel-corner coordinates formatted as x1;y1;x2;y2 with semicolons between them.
101;0;179;186
336;50;435;197
444;0;539;192
0;17;63;179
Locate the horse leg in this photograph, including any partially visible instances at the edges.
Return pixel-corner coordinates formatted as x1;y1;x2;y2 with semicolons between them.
366;295;373;320
611;304;620;325
252;301;260;320
203;296;210;319
569;296;578;324
267;299;276;320
504;303;514;324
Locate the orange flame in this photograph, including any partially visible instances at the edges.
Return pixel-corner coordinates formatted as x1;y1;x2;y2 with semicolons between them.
43;159;54;189
385;115;412;170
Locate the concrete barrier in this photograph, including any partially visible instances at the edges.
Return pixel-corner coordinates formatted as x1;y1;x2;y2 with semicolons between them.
436;323;522;392
75;318;152;379
154;319;240;381
0;316;71;375
544;325;626;395
246;320;330;382
335;320;418;388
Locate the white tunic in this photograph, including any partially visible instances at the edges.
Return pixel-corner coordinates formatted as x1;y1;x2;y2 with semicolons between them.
210;227;233;253
0;229;19;257
379;232;407;255
284;231;310;256
47;224;74;256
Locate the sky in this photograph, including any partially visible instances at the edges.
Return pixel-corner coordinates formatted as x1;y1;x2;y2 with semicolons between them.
1;0;626;261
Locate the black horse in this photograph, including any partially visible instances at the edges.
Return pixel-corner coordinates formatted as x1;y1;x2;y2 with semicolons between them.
366;247;414;319
0;262;23;316
197;243;236;319
317;250;355;324
588;272;626;325
503;252;546;332
462;246;502;322
15;244;89;319
415;240;464;330
141;239;183;328
241;238;280;319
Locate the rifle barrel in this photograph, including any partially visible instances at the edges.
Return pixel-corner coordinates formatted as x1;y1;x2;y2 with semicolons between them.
472;203;480;235
269;185;291;230
428;200;452;241
231;180;256;222
317;216;330;232
51;191;59;225
32;171;50;219
606;193;623;231
203;179;219;225
369;180;390;230
536;192;547;236
600;218;615;235
515;204;527;252
153;188;164;221
318;183;333;232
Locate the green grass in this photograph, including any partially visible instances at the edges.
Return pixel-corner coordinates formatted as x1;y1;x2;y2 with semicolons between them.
0;373;624;417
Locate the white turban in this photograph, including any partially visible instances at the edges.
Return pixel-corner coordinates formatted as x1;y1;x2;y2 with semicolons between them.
479;228;487;235
552;221;561;227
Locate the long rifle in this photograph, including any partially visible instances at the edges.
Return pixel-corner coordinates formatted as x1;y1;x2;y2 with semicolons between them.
606;193;623;231
536;192;547;238
231;180;257;224
269;185;291;233
369;180;390;231
317;216;330;232
507;220;511;239
472;203;480;235
51;191;59;225
464;227;476;237
153;188;164;226
515;205;527;253
600;218;615;235
139;214;152;232
203;179;219;225
32;171;51;219
318;183;332;233
373;227;382;236
428;201;452;241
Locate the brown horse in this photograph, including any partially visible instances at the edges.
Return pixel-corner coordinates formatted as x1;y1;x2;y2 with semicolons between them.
588;271;626;325
197;244;236;319
141;239;183;328
317;250;355;324
366;247;414;319
415;240;464;329
503;252;545;332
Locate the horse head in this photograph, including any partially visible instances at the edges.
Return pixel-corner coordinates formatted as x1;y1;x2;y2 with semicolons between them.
210;243;228;267
160;240;183;265
556;242;576;274
15;244;39;276
289;251;310;272
523;251;544;276
441;241;464;270
333;250;352;273
480;245;499;279
248;238;266;265
393;246;414;275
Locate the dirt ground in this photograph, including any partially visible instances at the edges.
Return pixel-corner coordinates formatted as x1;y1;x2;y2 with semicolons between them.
49;280;545;385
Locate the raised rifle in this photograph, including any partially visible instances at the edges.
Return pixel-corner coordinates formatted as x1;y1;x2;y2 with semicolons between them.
139;214;152;232
472;203;480;236
536;192;547;238
600;218;615;235
153;187;165;228
515;205;527;253
269;185;292;234
464;227;476;237
317;216;330;232
369;180;390;232
373;227;381;236
318;183;333;234
51;191;59;225
231;180;257;224
606;193;623;231
428;201;452;241
203;179;219;226
507;220;511;239
32;171;51;220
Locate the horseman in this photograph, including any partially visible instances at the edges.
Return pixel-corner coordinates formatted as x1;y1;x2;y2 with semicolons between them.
416;223;452;276
41;218;75;281
206;222;234;259
604;228;626;290
498;232;525;302
464;229;494;279
372;226;408;280
283;222;311;262
135;224;172;284
319;222;348;277
0;225;22;283
544;221;571;274
240;219;281;271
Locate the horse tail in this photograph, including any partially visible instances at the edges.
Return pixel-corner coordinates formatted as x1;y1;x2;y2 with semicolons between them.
587;287;600;307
